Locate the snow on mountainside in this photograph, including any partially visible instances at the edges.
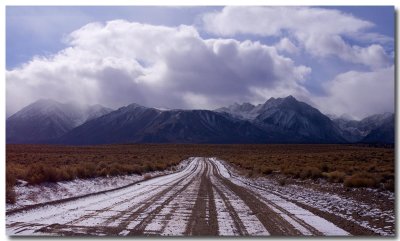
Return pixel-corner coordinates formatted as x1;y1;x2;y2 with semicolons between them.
58;104;284;145
6;99;113;143
6;96;394;144
217;96;345;143
253;96;345;143
332;112;394;143
216;102;257;119
361;113;395;144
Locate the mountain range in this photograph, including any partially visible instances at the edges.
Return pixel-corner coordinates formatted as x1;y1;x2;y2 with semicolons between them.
6;96;394;145
6;99;113;143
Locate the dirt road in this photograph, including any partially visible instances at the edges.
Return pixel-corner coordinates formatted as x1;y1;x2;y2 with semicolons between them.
7;157;350;236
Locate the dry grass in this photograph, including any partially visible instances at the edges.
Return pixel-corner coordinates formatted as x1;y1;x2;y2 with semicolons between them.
324;171;346;183
344;173;379;188
6;144;394;204
143;174;152;180
215;144;394;192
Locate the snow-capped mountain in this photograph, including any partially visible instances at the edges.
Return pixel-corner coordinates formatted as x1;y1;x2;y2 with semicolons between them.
59;104;285;145
6;96;394;144
361;113;394;144
217;96;345;143
215;102;257;119
255;96;345;142
332;112;394;143
6;99;113;143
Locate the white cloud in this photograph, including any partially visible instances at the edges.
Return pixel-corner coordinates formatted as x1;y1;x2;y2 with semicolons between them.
7;20;310;116
315;66;394;119
275;37;299;54
8;8;394;119
203;6;392;69
203;7;372;38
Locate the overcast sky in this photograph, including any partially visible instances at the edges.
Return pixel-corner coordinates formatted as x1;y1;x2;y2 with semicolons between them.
6;6;395;119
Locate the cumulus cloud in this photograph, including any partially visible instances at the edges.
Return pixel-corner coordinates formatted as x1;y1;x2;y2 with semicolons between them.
7;7;394;119
6;20;310;116
314;66;394;119
202;6;392;69
275;37;299;54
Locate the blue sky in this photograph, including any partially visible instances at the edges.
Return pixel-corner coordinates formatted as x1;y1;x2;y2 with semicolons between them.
6;6;220;69
6;6;395;119
6;6;394;69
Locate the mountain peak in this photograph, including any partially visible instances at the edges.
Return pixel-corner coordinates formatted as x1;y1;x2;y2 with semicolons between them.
31;98;61;108
280;95;298;104
265;97;276;103
125;103;148;109
7;99;113;143
7;97;392;144
286;95;296;100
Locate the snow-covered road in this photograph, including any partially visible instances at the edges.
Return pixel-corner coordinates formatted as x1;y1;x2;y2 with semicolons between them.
7;157;350;236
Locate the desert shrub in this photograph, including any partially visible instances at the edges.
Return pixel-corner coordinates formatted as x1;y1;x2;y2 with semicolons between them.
6;184;16;204
127;165;142;175
344;173;379;188
26;165;48;184
75;163;96;178
6;172;17;187
66;167;77;180
382;173;395;181
6;143;394;204
320;163;329;172
368;165;376;172
384;179;395;192
282;167;299;177
75;165;86;178
155;162;167;171
143;173;152;180
247;170;255;178
325;171;346;183
107;163;122;176
299;167;322;180
260;166;273;175
44;166;62;182
98;167;109;177
56;167;71;181
143;162;155;172
278;178;286;186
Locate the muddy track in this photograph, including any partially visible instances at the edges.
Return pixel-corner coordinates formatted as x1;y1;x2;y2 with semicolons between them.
6;157;351;236
221;162;374;236
210;160;302;236
185;159;219;236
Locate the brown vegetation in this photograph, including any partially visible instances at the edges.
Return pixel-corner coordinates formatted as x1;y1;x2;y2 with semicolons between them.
215;144;394;192
6;144;394;204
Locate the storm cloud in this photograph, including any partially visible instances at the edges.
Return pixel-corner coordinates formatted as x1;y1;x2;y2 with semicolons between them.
6;6;394;120
202;6;392;69
7;20;310;116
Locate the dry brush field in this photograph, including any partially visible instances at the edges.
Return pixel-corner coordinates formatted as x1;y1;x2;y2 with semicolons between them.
6;144;394;204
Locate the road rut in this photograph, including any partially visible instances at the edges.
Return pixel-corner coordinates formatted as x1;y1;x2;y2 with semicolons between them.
6;157;349;236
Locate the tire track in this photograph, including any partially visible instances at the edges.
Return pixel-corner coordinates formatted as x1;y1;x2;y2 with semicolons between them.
127;160;204;235
208;158;302;236
208;159;269;236
185;159;219;236
99;159;201;229
211;158;349;236
215;161;320;235
7;157;352;236
6;158;201;235
211;182;249;235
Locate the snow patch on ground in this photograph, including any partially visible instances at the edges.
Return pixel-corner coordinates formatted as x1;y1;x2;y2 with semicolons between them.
7;159;191;212
210;157;230;178
210;168;269;236
7;158;200;236
213;188;238;236
218;158;394;236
